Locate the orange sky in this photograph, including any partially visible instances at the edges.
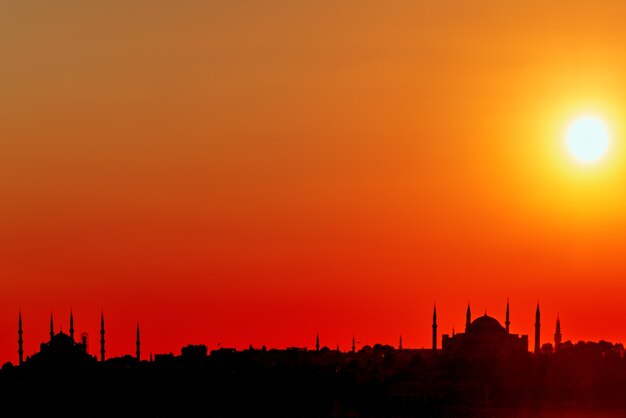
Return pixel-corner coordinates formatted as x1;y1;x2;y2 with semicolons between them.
3;1;626;363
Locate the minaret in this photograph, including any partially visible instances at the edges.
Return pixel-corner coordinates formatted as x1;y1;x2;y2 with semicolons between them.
316;333;320;352
136;323;141;361
18;311;24;366
432;304;438;352
534;303;541;354
399;335;403;351
452;326;455;337
505;299;510;333
69;310;75;341
49;313;54;340
352;336;356;353
100;311;105;362
554;314;562;352
465;303;471;332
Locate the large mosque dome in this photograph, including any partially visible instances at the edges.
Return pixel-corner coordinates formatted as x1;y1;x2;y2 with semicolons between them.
467;314;506;335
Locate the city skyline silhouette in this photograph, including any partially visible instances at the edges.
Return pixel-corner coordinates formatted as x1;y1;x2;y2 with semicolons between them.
5;300;626;417
4;300;606;366
4;2;626;416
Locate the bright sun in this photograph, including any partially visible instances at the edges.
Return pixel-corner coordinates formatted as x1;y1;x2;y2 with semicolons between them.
565;115;610;164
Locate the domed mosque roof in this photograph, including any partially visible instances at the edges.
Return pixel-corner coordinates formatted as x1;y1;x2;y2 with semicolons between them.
467;314;506;335
50;331;73;344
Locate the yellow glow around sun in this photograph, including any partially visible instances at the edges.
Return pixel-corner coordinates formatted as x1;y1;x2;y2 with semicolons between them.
565;115;610;164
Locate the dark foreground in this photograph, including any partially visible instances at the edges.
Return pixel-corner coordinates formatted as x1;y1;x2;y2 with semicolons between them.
2;341;626;417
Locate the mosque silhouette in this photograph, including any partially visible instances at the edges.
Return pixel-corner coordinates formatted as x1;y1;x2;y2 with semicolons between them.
17;310;132;366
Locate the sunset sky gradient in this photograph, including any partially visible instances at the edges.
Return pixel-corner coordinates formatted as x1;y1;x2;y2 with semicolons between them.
3;1;626;363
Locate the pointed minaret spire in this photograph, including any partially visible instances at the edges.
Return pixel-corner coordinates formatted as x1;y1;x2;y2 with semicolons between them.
352;336;356;353
505;299;510;333
399;334;403;351
465;303;471;332
554;314;562;352
316;332;320;352
69;309;75;341
136;322;141;361
452;326;455;337
432;303;438;352
534;303;541;354
18;310;24;366
49;312;54;340
100;311;106;362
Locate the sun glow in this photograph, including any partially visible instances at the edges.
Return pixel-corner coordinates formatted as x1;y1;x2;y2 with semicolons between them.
565;116;610;164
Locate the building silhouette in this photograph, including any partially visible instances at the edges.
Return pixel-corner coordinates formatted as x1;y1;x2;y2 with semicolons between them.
554;314;562;352
23;311;96;367
100;311;105;362
136;323;141;361
17;311;23;366
432;304;438;352
505;299;510;333
441;302;529;355
49;312;54;340
534;303;541;353
16;311;149;368
69;309;74;340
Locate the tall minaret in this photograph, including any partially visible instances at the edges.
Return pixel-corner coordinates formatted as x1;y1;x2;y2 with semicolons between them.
352;336;356;353
505;299;510;333
316;333;320;352
399;335;403;351
49;313;54;340
465;303;471;332
100;311;105;362
69;310;75;341
554;314;562;352
432;304;438;352
18;311;24;366
136;323;141;361
534;303;541;354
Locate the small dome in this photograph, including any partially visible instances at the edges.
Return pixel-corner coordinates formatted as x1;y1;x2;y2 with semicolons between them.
467;314;506;335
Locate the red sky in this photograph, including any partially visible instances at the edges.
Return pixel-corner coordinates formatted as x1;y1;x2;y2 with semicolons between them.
3;1;626;363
